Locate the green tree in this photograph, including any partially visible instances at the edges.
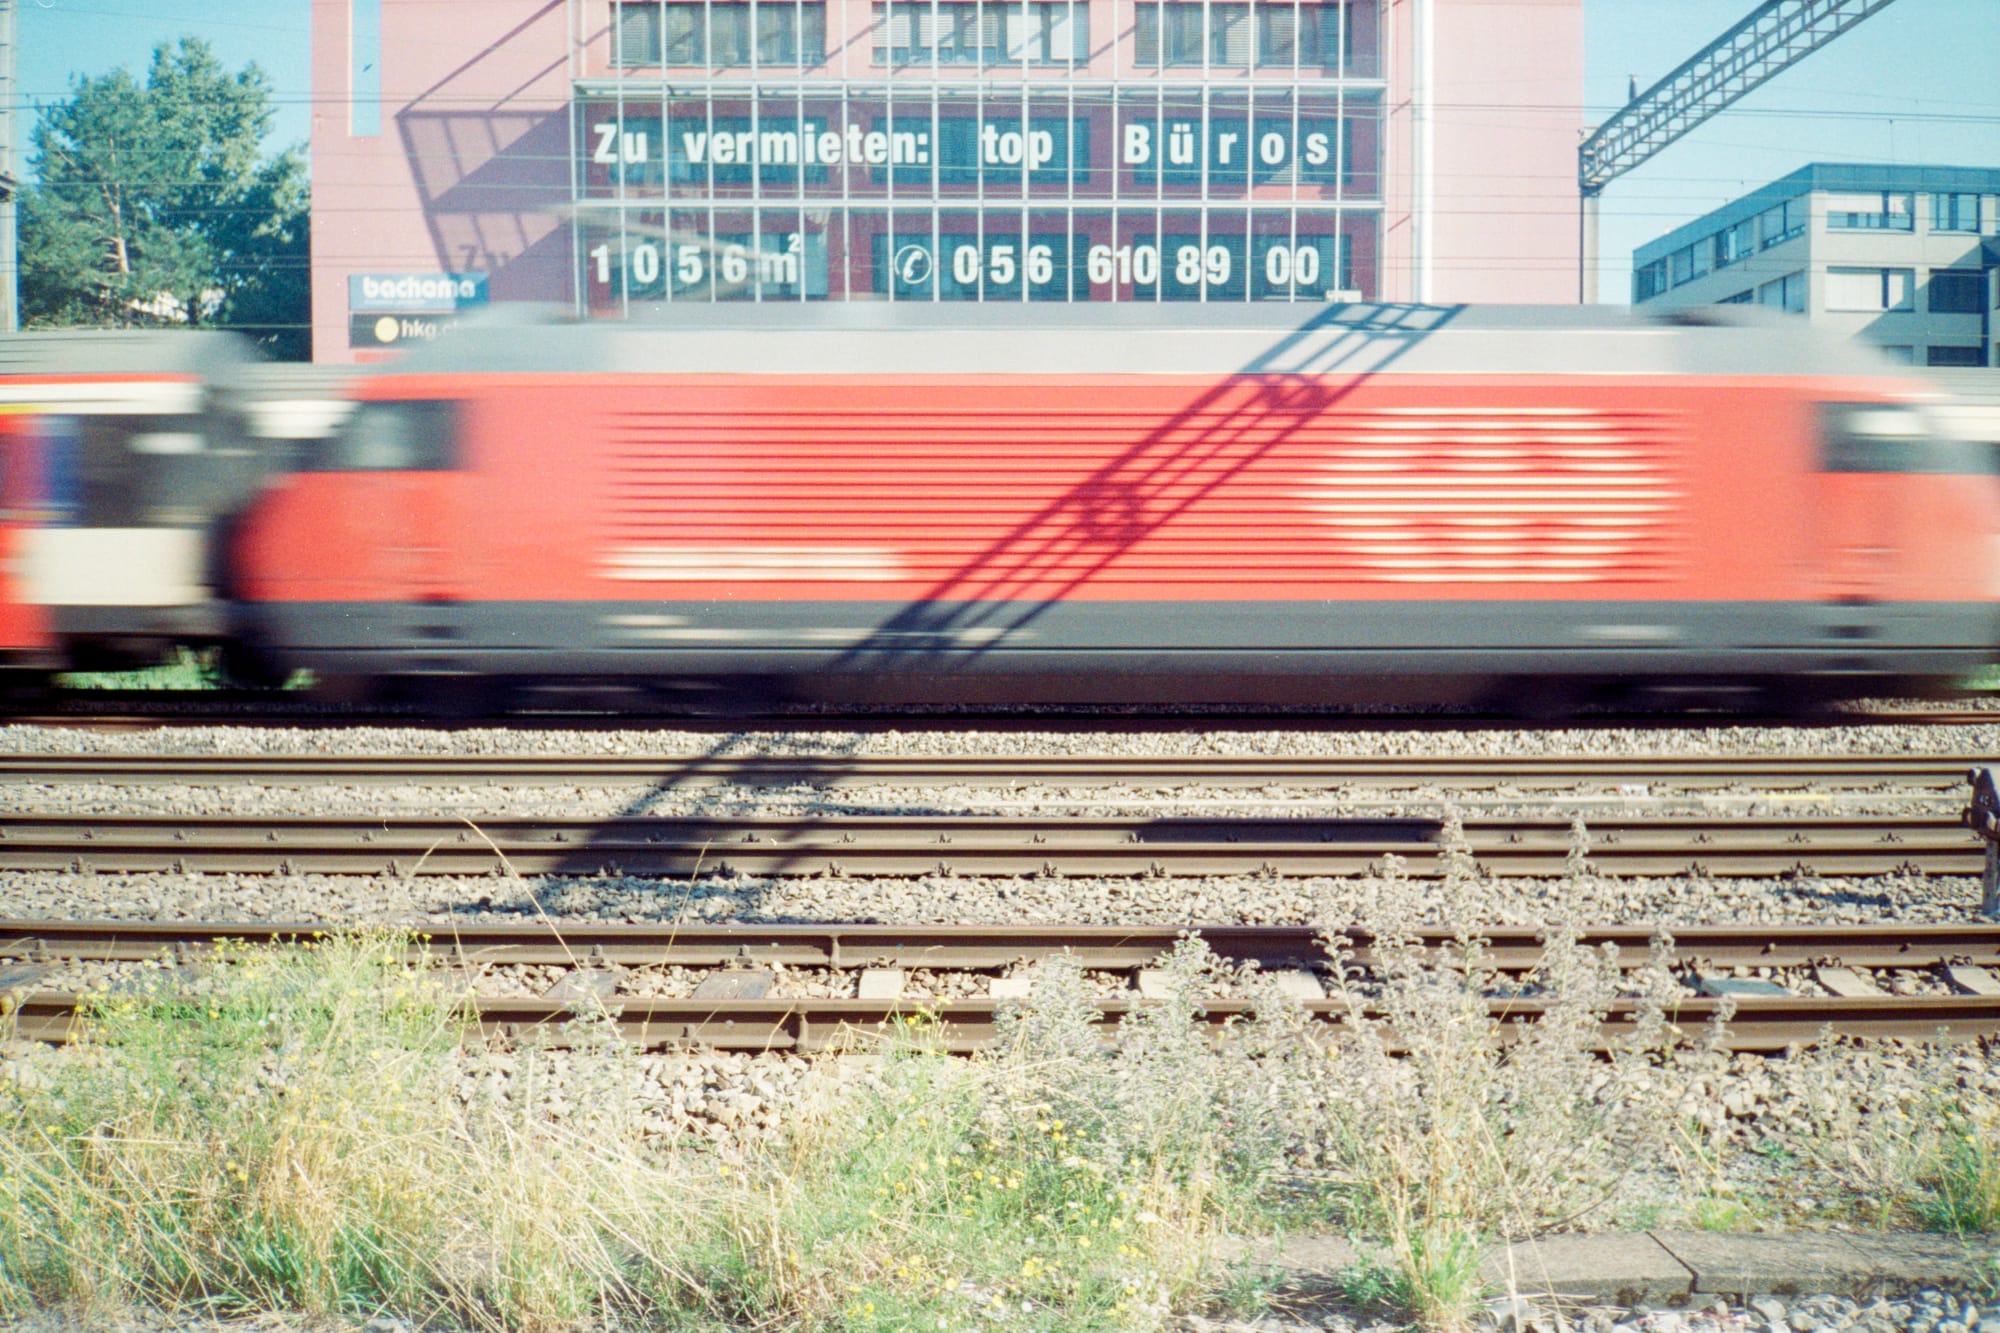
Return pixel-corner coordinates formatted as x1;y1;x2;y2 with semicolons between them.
19;38;310;359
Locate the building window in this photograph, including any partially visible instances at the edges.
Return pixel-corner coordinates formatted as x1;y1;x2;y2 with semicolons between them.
1633;259;1668;303
617;1;662;62
872;0;1092;64
1927;345;1987;368
1137;3;1252;65
1256;3;1353;66
1825;190;1914;231
1757;271;1805;313
1758;197;1806;248
646;2;827;65
1714;218;1755;269
1826;267;1914;313
1668;240;1710;288
1928;269;1984;314
1932;192;1980;232
761;4;828;60
1006;2;1088;62
1718;289;1754;304
875;2;1000;63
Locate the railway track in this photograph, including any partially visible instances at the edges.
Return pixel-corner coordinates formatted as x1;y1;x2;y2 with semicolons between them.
6;920;1999;1053
8;918;1999;971
0;810;1983;878
0;751;1990;790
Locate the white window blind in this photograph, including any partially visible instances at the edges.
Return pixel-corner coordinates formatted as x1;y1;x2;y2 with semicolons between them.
1003;4;1084;62
1827;267;1914;312
1212;4;1251;63
1003;4;1033;58
618;2;664;64
662;3;702;61
1758;271;1805;313
877;3;913;51
1884;267;1912;308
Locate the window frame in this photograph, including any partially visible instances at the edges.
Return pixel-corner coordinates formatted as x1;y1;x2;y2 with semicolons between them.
1925;345;1987;368
615;1;665;66
658;1;827;66
1758;197;1805;248
318;400;461;473
1757;270;1805;313
1928;269;1984;315
1825;190;1915;232
1825;266;1915;314
1931;192;1980;233
1136;2;1251;66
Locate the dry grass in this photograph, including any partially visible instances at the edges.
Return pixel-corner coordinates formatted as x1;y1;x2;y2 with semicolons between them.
0;935;1281;1332
0;937;709;1330
1298;815;1675;1330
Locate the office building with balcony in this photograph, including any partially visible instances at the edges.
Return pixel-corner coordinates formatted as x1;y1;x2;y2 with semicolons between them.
1631;164;1999;369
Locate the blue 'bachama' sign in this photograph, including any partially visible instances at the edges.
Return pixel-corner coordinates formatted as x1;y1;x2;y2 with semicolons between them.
349;272;489;312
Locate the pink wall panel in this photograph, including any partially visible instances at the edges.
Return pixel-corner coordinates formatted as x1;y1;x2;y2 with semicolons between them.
1430;0;1581;302
311;0;576;362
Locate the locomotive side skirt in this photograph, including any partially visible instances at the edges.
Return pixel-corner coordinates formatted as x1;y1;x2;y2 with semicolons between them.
235;598;2000;684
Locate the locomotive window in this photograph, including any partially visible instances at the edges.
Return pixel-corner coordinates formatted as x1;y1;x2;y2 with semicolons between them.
324;400;460;471
75;415;208;524
1820;402;1992;475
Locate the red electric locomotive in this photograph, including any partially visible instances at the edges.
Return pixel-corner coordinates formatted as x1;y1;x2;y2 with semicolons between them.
227;304;2000;710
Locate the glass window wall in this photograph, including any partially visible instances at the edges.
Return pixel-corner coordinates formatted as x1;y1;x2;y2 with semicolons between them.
578;0;1385;310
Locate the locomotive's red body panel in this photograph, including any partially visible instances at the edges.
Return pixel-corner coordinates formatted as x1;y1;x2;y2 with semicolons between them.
221;308;2000;705
235;372;1994;609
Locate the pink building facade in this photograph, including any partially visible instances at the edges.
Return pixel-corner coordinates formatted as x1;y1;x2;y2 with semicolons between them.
310;0;1580;360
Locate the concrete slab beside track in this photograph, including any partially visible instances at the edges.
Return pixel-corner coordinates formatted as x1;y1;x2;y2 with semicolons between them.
1217;1230;2000;1305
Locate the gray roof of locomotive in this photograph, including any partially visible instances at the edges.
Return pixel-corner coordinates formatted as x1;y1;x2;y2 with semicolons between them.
0;329;259;377
363;303;1913;384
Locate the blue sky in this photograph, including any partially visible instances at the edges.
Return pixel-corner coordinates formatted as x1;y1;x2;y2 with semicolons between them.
17;0;2000;300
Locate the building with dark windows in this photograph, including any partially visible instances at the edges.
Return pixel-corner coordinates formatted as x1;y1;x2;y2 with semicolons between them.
1631;164;1999;369
311;0;1581;361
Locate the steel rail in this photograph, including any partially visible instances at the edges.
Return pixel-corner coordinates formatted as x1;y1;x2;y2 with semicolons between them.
0;752;1987;789
0;812;1981;878
7;919;2000;972
7;699;1998;733
8;991;1997;1054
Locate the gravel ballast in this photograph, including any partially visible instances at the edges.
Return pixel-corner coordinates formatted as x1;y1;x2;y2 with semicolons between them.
2;717;1996;1332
